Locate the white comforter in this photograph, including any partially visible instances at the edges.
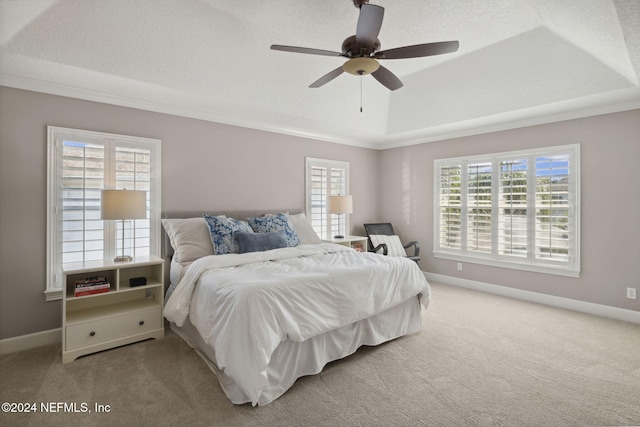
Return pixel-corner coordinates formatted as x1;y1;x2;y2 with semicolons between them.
164;243;430;405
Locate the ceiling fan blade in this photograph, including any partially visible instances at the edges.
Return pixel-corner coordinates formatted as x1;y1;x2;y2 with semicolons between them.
371;65;403;91
271;45;343;57
375;41;459;59
309;66;345;88
356;4;384;49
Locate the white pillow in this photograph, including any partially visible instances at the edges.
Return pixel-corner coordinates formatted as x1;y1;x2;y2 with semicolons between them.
288;212;322;244
161;217;219;264
369;234;407;257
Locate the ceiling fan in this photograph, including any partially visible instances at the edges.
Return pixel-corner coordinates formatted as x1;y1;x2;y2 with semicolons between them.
271;0;459;91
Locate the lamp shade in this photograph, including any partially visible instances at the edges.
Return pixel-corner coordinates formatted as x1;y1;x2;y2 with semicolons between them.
101;190;147;220
329;195;353;214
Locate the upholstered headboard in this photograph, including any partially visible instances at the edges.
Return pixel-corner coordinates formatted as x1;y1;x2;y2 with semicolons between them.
161;209;304;259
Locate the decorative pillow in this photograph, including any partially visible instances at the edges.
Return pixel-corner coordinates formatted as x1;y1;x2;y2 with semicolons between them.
247;213;301;247
161;217;217;264
369;234;407;257
235;232;288;254
288;212;322;244
203;214;254;255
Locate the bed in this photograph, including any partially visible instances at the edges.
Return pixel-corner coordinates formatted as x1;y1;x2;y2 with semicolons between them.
162;210;430;406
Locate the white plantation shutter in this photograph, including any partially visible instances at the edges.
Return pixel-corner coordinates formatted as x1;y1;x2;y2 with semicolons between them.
535;154;572;263
115;147;152;258
62;141;106;263
434;144;580;277
330;166;347;235
498;158;528;258
438;164;462;250
306;158;349;239
467;162;492;253
47;127;161;300
308;163;328;238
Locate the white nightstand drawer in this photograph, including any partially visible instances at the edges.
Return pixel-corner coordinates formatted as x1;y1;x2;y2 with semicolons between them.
65;307;162;351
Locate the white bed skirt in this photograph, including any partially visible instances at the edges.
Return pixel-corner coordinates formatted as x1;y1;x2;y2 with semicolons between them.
170;296;423;406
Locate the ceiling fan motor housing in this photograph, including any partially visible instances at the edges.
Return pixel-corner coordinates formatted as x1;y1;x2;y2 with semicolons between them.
341;35;381;57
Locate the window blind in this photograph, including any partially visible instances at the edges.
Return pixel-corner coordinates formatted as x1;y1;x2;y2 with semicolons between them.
434;144;580;277
309;163;328;238
306;158;349;239
438;164;462;250
467;162;492;254
534;154;571;263
62;141;105;263
47;127;161;300
498;158;528;258
115;147;152;258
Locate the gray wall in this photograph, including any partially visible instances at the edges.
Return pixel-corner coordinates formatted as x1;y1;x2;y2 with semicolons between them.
378;109;640;311
1;85;638;341
0;86;379;340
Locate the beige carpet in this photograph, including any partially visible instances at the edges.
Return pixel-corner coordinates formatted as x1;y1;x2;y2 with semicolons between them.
1;282;639;426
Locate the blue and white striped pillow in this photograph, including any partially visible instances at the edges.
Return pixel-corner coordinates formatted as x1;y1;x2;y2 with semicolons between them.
369;234;407;257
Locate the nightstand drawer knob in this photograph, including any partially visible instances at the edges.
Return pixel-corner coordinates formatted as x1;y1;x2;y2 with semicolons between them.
139;320;144;326
89;331;96;337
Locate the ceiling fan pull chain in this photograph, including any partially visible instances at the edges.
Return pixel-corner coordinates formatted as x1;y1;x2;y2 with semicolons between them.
360;74;363;113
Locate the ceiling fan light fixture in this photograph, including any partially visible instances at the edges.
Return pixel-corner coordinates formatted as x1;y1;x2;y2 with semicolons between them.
343;57;379;76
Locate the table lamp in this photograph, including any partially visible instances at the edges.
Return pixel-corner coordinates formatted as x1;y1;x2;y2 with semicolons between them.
101;189;147;262
329;195;353;239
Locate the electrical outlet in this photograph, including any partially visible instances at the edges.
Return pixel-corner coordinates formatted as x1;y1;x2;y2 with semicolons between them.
457;262;463;271
627;288;637;300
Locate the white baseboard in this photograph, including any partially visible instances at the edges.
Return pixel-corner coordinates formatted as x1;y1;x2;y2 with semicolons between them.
2;274;638;355
424;272;640;325
0;328;61;356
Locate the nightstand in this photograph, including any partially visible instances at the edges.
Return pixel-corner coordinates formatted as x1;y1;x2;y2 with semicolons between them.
323;235;368;252
62;256;165;363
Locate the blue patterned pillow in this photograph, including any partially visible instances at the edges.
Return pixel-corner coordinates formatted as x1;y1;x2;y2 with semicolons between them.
203;215;254;254
247;213;301;247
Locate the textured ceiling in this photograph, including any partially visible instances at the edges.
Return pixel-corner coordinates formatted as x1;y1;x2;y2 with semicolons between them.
1;0;639;149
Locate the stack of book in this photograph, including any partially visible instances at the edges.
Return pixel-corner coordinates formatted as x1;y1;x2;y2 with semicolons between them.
74;276;110;297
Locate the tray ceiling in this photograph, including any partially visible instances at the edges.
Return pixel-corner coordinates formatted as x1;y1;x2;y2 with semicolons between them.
1;0;639;149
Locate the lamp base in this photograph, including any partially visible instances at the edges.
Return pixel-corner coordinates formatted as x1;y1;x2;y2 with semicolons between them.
113;255;133;263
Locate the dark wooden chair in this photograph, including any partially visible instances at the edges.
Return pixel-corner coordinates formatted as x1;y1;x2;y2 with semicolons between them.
363;223;420;263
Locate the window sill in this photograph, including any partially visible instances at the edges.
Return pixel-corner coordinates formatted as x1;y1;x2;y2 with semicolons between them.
45;288;62;301
433;251;580;278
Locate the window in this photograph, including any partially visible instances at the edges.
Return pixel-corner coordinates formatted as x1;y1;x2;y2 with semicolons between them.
46;127;162;300
305;157;350;239
434;144;580;277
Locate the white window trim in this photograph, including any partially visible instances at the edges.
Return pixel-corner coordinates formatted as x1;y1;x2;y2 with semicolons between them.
433;144;580;278
46;127;162;301
305;157;350;239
